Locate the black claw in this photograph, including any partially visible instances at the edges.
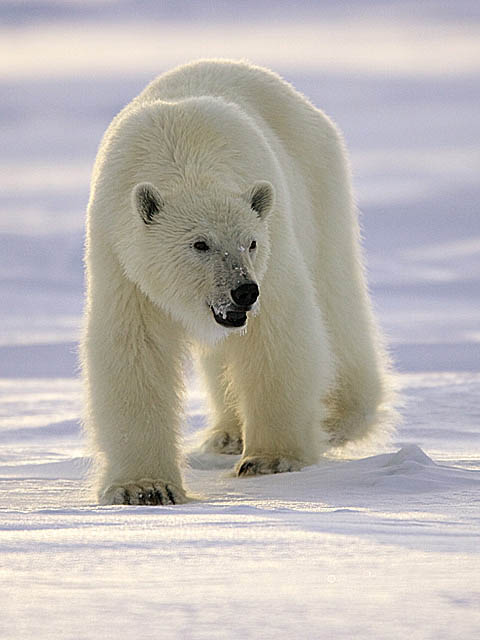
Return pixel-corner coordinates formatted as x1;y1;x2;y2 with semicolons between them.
238;461;254;476
165;485;176;504
118;484;179;506
154;488;164;505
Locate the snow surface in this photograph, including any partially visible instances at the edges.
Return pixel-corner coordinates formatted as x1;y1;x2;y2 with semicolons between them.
1;2;479;638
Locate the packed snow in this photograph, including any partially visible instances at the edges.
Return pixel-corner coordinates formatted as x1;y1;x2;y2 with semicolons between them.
1;2;479;638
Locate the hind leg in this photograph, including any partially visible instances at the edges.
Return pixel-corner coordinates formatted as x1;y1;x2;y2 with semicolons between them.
306;121;394;446
195;346;243;454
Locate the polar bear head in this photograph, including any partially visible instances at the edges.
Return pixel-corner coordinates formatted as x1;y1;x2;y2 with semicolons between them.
128;179;275;343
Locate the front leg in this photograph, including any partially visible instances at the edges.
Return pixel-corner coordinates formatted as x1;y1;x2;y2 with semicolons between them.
82;276;189;505
227;274;334;477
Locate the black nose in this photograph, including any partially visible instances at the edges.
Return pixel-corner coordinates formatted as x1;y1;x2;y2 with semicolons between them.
231;282;259;307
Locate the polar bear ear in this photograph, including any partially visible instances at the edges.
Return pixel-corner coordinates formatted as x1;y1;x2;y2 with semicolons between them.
245;181;275;220
132;182;165;225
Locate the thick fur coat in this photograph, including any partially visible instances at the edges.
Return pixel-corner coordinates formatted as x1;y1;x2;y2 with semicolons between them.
82;59;394;505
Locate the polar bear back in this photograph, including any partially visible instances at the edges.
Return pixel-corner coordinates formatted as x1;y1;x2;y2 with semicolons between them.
136;59;342;179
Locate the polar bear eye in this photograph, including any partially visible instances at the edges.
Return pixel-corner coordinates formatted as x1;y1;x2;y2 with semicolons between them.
193;241;210;252
249;240;257;251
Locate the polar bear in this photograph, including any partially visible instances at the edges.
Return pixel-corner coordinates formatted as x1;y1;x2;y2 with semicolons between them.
82;59;393;505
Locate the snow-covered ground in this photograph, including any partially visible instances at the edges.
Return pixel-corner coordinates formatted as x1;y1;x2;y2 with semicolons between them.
1;2;479;638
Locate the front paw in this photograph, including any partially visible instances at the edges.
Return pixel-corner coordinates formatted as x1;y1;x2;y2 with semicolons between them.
101;479;187;506
235;455;303;477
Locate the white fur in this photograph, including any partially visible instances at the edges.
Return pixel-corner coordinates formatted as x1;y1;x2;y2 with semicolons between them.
81;59;395;505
